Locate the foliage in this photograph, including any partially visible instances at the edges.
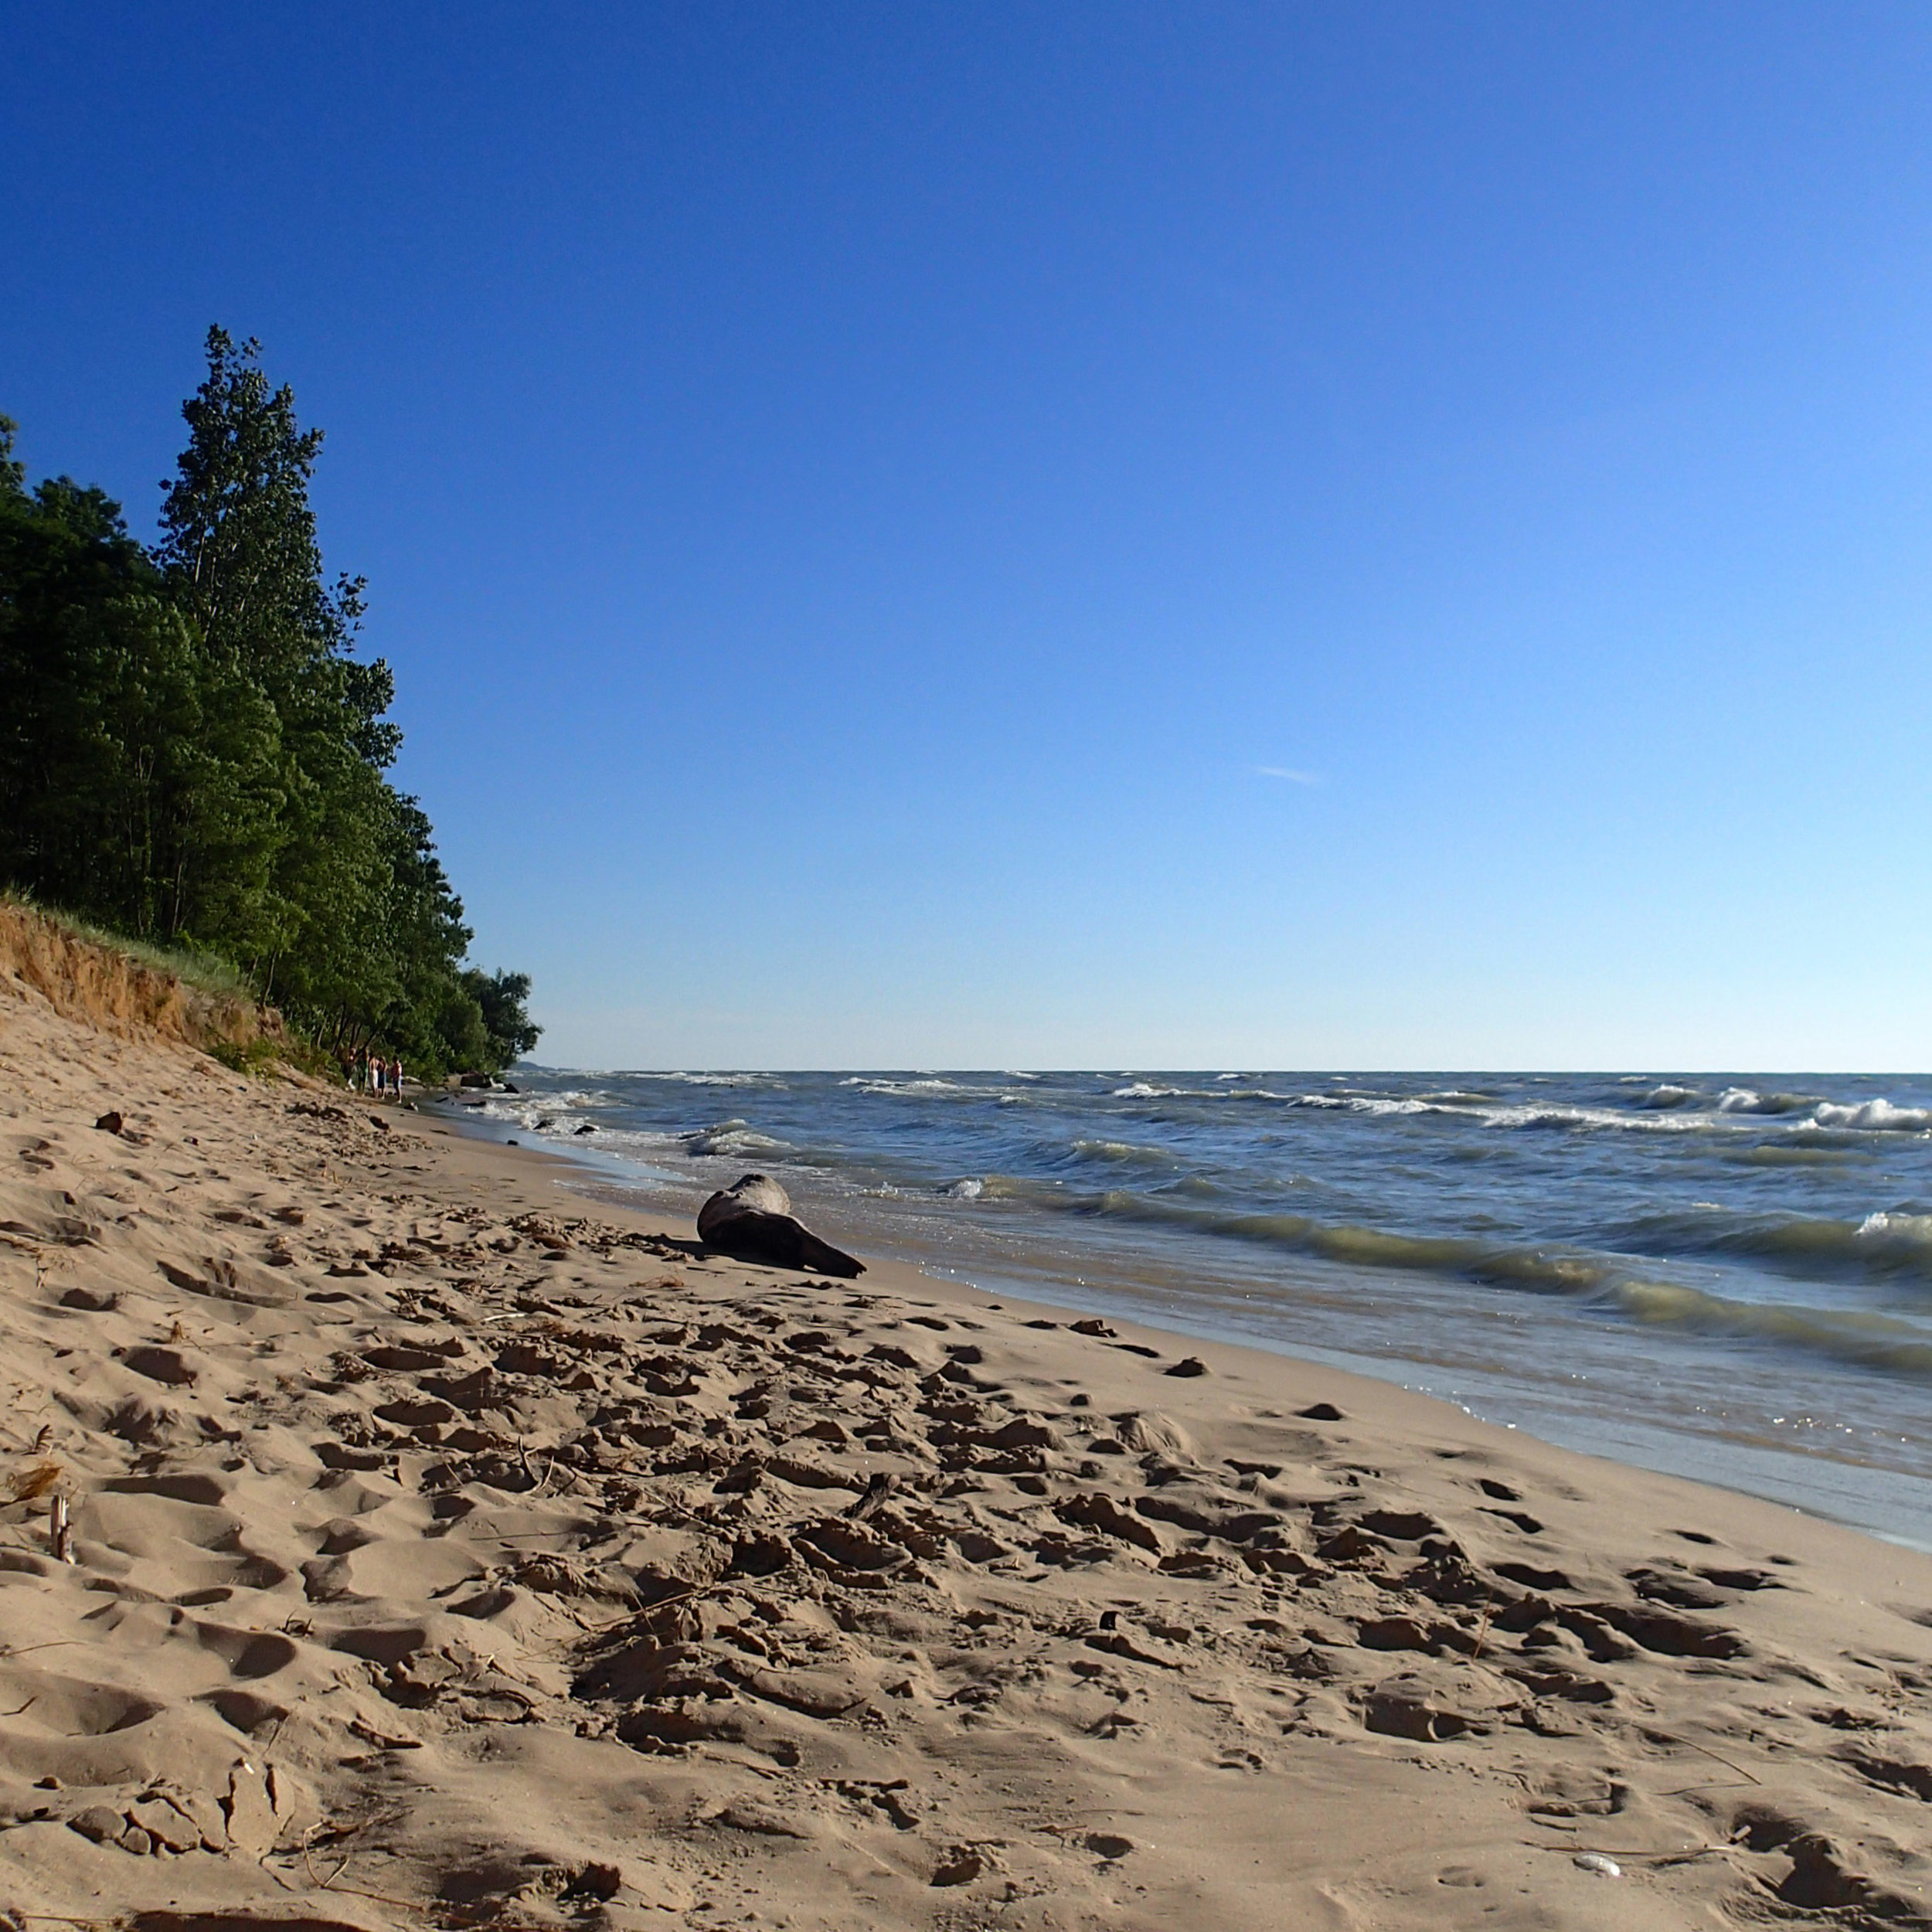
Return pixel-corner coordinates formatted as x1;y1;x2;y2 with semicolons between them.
206;1036;287;1077
0;341;539;1076
465;968;543;1066
0;886;254;1002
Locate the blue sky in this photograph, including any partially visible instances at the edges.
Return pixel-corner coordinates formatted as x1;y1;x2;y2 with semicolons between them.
6;2;1930;1068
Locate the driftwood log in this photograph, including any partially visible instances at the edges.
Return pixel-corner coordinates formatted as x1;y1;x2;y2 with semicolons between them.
696;1172;865;1277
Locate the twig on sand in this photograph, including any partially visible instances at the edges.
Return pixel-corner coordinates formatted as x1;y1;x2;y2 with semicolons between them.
1468;1587;1497;1662
271;1812;423;1917
1652;1731;1763;1791
1531;1839;1727;1866
518;1440;556;1494
49;1493;74;1563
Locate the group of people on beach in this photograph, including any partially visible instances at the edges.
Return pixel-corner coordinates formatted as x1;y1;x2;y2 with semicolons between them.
345;1046;404;1099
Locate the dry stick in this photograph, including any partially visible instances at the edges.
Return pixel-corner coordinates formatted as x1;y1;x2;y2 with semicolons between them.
1532;1839;1728;1865
1655;1730;1763;1789
49;1493;73;1563
580;1538;854;1634
517;1440;556;1494
1467;1586;1498;1662
281;1834;423;1917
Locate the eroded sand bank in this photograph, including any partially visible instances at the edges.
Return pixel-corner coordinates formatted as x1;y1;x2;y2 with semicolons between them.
2;969;1930;1930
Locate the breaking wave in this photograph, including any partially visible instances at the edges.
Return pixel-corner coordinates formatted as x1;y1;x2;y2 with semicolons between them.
1046;1189;1932;1378
1059;1189;1616;1295
1612;1281;1932;1379
1812;1099;1932;1133
1614;1206;1932;1281
1717;1087;1815;1115
682;1118;790;1158
845;1077;995;1099
1071;1138;1180;1168
1728;1143;1869;1168
1638;1084;1702;1109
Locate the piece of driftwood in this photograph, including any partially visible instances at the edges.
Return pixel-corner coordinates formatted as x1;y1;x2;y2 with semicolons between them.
696;1173;865;1278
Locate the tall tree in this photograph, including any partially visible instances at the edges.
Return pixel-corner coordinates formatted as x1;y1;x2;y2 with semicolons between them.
465;967;543;1067
156;331;369;707
0;433;285;942
2;338;539;1077
154;328;398;995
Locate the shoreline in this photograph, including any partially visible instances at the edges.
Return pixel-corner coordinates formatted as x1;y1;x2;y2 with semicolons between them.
4;983;1931;1927
431;1092;1932;1556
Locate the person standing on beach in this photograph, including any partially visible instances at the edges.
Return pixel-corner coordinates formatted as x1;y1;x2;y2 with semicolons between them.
371;1053;385;1100
392;1057;403;1099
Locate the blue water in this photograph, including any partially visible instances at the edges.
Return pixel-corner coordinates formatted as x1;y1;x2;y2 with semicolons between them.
440;1070;1932;1546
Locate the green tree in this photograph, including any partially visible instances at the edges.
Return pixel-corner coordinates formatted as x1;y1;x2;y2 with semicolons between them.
0;437;285;943
464;967;543;1068
155;328;395;1001
372;794;484;1067
2;336;538;1080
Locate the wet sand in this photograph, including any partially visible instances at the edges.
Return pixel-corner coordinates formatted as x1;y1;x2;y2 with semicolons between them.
3;965;1931;1929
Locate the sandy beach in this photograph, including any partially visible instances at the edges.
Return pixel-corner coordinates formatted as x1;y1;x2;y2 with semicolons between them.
3;941;1930;1931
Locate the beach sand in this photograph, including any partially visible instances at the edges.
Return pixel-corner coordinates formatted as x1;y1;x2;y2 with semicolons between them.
2;957;1930;1930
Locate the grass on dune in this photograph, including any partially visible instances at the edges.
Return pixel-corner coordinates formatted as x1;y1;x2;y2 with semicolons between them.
1;887;255;1002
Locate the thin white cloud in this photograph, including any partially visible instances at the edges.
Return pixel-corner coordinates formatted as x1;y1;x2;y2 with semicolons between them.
1256;766;1321;784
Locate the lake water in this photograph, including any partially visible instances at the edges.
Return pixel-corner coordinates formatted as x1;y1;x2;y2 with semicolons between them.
438;1068;1932;1548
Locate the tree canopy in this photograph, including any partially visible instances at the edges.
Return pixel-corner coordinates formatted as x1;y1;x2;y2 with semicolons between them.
0;333;538;1076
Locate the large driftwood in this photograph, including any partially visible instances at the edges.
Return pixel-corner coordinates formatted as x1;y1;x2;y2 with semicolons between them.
696;1172;865;1278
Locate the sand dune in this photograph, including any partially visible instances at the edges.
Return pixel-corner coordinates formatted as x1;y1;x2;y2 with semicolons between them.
2;966;1930;1927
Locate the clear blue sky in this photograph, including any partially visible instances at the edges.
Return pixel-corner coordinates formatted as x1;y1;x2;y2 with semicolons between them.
6;3;1930;1069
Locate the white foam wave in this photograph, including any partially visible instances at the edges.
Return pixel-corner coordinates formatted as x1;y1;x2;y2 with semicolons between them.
942;1178;984;1199
1638;1084;1700;1110
634;1071;775;1088
682;1118;789;1157
1813;1099;1931;1133
847;1077;979;1097
1478;1104;1702;1133
1858;1210;1932;1246
1108;1081;1293;1102
1290;1093;1471;1118
1073;1138;1175;1166
1717;1087;1813;1115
